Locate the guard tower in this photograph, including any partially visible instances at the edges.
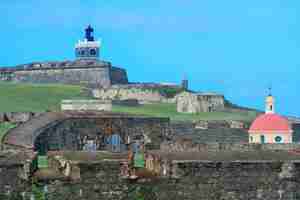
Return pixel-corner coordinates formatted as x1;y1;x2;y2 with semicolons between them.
75;25;101;59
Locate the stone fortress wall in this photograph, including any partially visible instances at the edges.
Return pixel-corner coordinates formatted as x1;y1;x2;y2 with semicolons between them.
2;149;300;200
0;59;128;88
176;91;225;113
92;83;184;103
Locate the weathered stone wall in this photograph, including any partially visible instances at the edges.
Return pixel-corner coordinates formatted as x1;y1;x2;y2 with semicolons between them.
2;150;300;200
13;67;111;88
161;141;300;152
176;91;225;113
169;121;249;143
34;117;169;153
0;150;35;198
61;100;112;111
9;159;300;200
92;87;166;103
0;60;129;88
110;66;128;84
92;84;183;103
0;112;42;123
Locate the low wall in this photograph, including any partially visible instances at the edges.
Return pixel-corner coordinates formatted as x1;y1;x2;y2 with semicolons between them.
0;112;42;123
161;141;300;152
61;100;112;111
2;150;300;199
92;87;165;103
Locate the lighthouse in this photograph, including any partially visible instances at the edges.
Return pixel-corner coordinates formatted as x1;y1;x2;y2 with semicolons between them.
75;25;101;60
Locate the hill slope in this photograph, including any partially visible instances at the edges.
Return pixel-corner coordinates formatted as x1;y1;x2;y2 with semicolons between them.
0;82;258;122
0;82;88;112
112;103;258;122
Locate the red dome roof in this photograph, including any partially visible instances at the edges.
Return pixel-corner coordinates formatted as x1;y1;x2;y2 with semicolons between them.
249;113;292;133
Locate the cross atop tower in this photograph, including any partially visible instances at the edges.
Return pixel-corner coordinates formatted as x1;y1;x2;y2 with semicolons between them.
268;86;272;96
85;25;94;41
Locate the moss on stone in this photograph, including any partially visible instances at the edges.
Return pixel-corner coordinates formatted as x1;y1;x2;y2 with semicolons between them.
0;122;16;142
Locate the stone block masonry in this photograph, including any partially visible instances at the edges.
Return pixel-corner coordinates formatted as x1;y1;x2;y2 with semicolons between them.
13;67;111;88
0;60;129;88
61;100;112;111
177;91;225;113
2;150;300;200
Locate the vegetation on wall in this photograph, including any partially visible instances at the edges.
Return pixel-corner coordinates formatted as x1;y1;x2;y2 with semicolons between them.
0;122;16;142
152;87;184;98
139;87;184;98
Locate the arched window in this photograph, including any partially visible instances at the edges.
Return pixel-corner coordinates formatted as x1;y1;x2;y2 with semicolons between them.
260;135;265;144
90;49;97;56
275;136;282;143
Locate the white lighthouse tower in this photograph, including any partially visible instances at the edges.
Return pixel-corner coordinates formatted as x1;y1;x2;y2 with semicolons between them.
75;25;101;60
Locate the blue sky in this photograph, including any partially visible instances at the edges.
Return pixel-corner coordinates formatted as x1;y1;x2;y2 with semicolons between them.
0;0;299;116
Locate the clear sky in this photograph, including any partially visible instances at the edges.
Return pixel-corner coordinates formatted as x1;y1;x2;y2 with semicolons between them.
0;0;299;116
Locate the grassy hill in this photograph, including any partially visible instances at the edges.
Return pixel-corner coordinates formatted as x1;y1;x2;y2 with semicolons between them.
0;82;88;112
112;103;258;122
0;82;258;122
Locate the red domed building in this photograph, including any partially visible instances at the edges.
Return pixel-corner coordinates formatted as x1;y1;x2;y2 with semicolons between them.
248;94;293;143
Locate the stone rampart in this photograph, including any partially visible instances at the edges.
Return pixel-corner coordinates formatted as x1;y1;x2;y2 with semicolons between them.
161;140;300;152
61;100;112;111
92;87;166;103
2;150;300;200
13;67;111;88
110;66;128;84
176;91;225;113
0;60;129;88
2;112;170;153
0;112;43;123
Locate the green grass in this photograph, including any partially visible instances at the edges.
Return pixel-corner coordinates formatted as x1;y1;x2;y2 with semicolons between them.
0;82;257;122
0;122;16;142
112;103;258;122
0;82;88;112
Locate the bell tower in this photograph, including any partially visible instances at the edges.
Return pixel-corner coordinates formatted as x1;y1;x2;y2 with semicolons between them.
75;25;101;60
265;87;275;114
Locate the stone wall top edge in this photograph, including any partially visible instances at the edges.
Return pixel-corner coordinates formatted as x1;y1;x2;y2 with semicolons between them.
0;60;115;72
171;160;300;163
